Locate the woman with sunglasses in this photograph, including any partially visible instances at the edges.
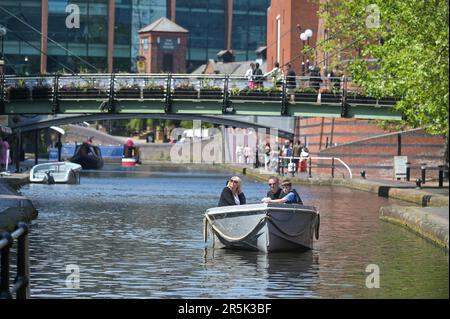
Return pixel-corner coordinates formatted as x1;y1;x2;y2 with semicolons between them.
218;176;246;207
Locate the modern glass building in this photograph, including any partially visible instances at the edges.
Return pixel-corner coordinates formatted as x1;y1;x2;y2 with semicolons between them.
176;0;269;70
0;0;269;74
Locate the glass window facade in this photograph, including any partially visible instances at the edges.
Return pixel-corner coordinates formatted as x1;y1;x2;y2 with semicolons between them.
176;0;269;68
0;0;42;74
176;0;226;69
0;0;269;74
232;0;269;61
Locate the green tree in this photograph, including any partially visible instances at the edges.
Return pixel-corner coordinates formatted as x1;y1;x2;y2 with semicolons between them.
317;0;449;136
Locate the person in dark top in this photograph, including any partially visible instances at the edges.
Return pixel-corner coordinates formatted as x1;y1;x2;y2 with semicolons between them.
218;176;246;207
265;176;283;200
262;179;303;205
285;64;297;90
253;62;264;88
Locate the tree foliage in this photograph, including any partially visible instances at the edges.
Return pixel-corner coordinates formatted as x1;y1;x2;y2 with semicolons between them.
318;0;449;135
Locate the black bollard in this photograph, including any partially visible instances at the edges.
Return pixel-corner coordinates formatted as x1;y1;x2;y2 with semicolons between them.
438;165;444;188
406;162;411;182
421;163;427;184
415;178;422;189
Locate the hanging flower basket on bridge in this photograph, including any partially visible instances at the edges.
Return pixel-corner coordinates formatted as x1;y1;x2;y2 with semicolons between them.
7;86;30;101
294;87;318;102
143;84;165;99
346;92;377;105
173;83;197;99
320;90;342;104
32;85;53;101
199;86;223;100
231;87;282;101
116;84;141;99
59;83;108;100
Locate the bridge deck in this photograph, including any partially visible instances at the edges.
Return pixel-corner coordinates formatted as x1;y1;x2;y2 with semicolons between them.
0;74;403;120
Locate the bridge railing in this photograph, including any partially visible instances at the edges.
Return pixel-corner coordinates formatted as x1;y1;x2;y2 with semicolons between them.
0;222;30;299
0;73;398;112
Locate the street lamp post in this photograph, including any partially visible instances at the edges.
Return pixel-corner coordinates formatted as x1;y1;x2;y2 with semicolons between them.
299;27;313;76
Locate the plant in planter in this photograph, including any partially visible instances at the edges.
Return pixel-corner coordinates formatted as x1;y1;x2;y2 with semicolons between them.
173;82;197;99
346;91;377;105
199;82;223;99
320;87;342;104
143;81;165;99
7;79;30;101
116;83;141;99
294;87;318;102
59;81;107;99
32;79;53;101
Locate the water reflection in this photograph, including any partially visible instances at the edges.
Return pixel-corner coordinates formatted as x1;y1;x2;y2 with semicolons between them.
19;165;449;299
203;248;319;298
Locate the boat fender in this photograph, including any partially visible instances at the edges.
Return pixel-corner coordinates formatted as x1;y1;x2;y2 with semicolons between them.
315;214;320;240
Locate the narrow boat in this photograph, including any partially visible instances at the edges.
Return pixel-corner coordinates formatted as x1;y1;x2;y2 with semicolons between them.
70;143;104;170
29;162;82;184
204;203;320;253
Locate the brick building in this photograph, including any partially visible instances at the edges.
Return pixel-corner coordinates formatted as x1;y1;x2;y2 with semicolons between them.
266;0;447;179
267;0;319;73
138;17;188;74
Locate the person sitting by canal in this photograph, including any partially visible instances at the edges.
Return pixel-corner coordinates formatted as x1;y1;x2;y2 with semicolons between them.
218;176;246;207
265;176;283;200
262;179;303;205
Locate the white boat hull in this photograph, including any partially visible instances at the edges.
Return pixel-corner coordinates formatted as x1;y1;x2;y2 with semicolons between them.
204;203;320;253
30;162;82;184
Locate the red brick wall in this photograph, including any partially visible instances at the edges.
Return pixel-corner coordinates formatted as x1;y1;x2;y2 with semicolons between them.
318;129;446;179
267;0;319;73
297;118;391;153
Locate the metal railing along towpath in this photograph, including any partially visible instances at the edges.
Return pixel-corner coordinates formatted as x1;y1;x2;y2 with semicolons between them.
0;222;30;299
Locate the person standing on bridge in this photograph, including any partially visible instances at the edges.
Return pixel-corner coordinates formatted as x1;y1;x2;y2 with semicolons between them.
245;63;256;89
265;62;282;88
253;63;264;88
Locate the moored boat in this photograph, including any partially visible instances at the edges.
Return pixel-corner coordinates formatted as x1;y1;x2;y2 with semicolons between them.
204;203;320;253
70;143;104;170
30;161;82;184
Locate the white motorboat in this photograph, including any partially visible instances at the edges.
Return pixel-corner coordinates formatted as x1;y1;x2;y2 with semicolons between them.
29;162;82;184
204;203;320;253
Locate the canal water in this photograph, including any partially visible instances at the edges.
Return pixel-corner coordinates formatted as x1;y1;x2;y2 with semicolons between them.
19;165;448;299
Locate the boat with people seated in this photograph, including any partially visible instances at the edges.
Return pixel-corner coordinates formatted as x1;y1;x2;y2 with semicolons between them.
203;203;320;253
70;142;104;170
29;161;82;184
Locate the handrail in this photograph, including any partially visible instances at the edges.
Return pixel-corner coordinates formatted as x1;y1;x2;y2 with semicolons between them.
278;155;353;179
0;73;399;117
0;222;30;299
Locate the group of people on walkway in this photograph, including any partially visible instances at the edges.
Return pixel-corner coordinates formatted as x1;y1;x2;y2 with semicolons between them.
245;62;298;89
218;176;303;207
